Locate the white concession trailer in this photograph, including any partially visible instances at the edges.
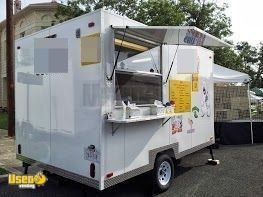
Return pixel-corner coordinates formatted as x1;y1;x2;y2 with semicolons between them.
15;9;230;191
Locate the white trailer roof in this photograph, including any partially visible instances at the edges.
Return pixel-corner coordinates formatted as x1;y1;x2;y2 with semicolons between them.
112;26;231;47
213;64;250;83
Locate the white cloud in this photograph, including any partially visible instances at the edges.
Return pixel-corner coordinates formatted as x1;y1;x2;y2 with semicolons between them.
219;0;263;45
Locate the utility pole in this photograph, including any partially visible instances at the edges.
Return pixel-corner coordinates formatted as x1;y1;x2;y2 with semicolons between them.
6;0;15;137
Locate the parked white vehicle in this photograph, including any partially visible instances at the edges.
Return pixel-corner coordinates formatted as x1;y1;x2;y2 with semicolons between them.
15;9;229;192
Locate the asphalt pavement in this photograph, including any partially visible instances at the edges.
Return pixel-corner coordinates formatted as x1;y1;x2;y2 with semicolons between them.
0;144;263;197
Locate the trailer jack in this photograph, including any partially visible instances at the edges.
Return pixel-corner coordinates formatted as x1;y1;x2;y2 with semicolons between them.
207;146;220;165
23;162;30;174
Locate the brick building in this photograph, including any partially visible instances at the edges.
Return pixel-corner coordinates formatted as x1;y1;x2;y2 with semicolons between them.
0;1;59;107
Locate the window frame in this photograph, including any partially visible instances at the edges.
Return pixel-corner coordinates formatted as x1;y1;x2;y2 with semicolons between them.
112;30;164;107
114;69;163;107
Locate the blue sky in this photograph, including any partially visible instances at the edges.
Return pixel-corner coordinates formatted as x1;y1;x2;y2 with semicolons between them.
0;0;262;46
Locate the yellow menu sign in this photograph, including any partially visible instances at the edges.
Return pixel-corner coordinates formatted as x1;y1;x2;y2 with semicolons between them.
169;80;191;113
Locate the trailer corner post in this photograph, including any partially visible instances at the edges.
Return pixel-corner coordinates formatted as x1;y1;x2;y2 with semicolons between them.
6;0;15;137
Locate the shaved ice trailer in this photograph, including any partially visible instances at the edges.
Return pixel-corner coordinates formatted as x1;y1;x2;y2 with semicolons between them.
15;9;230;191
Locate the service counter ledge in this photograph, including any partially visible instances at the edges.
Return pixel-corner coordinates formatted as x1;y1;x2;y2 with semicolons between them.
106;113;176;135
106;113;176;123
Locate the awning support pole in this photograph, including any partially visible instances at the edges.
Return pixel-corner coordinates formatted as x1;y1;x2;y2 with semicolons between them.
164;44;179;84
164;29;181;84
247;83;254;144
107;26;127;81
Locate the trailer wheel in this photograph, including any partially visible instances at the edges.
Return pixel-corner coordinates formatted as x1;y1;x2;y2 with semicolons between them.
153;154;174;192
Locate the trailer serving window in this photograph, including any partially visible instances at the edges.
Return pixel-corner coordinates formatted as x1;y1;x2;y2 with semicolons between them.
113;28;161;73
115;70;162;105
113;28;163;106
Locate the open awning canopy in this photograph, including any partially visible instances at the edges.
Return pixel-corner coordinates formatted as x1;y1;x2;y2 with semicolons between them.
213;64;250;83
112;26;232;47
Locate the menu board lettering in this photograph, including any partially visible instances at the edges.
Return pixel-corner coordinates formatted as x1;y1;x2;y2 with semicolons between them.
169;80;191;113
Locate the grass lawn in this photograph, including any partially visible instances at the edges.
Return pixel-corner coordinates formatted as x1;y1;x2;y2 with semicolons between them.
0;167;9;175
0;112;8;130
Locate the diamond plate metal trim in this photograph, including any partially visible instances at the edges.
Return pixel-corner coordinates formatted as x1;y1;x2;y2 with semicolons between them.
17;140;214;190
149;142;179;168
104;141;214;189
16;154;100;189
104;164;152;189
175;140;214;159
104;142;179;189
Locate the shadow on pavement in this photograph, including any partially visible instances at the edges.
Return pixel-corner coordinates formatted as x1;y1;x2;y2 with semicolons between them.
50;172;155;197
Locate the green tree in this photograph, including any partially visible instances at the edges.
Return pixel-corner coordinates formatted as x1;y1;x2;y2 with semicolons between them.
133;0;185;25
55;0;139;21
56;0;232;37
55;0;92;21
56;0;185;25
93;0;139;18
234;42;258;87
254;43;263;87
55;0;262;87
214;47;243;71
178;0;232;38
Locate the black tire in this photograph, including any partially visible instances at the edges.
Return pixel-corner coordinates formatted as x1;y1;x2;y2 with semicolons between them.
42;170;50;176
153;154;174;192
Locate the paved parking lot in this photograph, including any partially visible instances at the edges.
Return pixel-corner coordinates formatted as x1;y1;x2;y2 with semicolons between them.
0;130;22;174
0;144;263;197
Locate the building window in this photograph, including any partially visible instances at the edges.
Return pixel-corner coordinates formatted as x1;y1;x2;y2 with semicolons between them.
113;30;162;106
20;32;25;38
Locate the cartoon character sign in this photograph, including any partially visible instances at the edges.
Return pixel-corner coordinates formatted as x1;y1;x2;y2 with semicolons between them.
200;81;211;117
192;106;200;118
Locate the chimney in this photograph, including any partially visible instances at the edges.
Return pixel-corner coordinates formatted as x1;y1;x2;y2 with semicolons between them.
14;0;21;14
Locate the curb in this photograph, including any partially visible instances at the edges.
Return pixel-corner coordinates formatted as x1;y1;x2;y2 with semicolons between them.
0;165;23;185
2;166;22;175
0;174;8;184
